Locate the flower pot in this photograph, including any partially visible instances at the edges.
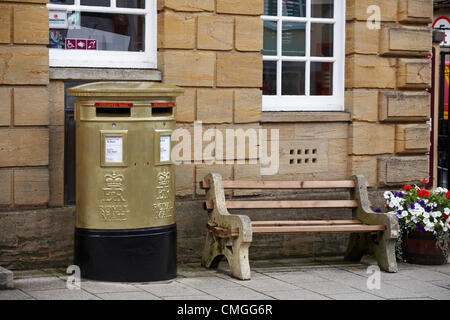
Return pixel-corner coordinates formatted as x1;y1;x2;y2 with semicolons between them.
403;231;449;265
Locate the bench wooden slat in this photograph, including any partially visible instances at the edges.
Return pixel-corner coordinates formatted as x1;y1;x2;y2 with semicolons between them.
204;200;358;210
228;200;358;209
201;180;355;190
206;223;239;238
251;220;363;227
252;224;385;235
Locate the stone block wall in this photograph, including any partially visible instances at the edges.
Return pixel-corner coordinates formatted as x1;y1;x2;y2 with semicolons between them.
0;0;50;210
157;0;264;200
346;0;433;188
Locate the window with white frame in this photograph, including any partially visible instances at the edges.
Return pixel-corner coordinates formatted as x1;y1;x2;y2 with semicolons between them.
262;0;345;111
47;0;156;68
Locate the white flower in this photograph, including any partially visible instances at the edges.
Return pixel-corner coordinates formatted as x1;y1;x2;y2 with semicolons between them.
384;191;393;199
431;211;442;218
409;205;424;216
423;212;430;219
401;211;408;218
445;208;450;215
433;187;448;194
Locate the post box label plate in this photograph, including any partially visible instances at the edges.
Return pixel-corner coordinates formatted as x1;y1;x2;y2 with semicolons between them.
105;136;123;163
160;135;171;162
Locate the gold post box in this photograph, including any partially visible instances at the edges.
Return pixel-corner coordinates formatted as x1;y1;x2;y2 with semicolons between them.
68;82;184;282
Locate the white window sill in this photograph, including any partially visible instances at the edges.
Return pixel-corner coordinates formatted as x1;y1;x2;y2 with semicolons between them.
49;67;162;81
261;111;351;123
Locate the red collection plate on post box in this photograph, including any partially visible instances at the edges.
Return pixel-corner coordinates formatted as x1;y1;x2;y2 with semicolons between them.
151;103;175;108
94;103;134;108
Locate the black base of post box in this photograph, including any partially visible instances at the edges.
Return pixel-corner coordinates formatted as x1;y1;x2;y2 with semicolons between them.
74;224;177;282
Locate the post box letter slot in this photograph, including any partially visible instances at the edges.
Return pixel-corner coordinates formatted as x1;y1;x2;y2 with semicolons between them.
152;107;173;116
96;107;131;117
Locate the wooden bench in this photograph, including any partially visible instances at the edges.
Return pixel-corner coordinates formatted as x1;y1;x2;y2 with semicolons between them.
200;173;400;280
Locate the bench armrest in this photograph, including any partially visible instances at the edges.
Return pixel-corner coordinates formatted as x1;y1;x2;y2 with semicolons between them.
203;173;252;242
352;175;400;240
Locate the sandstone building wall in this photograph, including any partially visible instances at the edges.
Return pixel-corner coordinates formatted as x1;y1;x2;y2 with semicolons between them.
0;0;435;268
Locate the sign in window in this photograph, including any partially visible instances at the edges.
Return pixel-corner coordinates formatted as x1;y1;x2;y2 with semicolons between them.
47;0;156;68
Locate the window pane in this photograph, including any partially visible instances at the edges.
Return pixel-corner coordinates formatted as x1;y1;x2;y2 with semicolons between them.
264;0;278;16
263;61;277;95
50;0;74;4
282;0;306;17
263;21;277;56
282;61;305;95
80;0;110;6
117;0;145;8
310;62;333;95
282;22;305;56
49;13;145;52
310;23;333;57
311;0;333;18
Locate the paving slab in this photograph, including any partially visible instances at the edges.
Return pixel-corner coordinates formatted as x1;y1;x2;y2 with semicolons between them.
164;295;220;300
238;278;300;292
0;289;33;300
388;279;450;295
295;280;361;295
431;280;450;290
264;289;330;300
310;268;367;281
27;288;100;300
14;277;67;292
265;270;334;284
96;291;161;300
199;286;274;300
78;280;143;294
325;292;385;300
359;283;429;300
136;280;207;298
399;269;450;282
177;276;241;290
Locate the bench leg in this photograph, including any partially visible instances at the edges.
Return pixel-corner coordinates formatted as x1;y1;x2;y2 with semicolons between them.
224;239;251;281
345;233;369;263
201;233;252;280
345;232;398;273
373;233;398;273
201;232;224;269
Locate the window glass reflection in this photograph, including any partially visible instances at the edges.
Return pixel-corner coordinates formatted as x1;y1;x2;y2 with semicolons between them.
282;22;306;57
263;21;277;56
80;0;110;6
282;0;306;17
264;0;278;16
282;61;305;95
310;62;333;95
263;61;277;95
50;0;75;4
117;0;145;8
310;23;333;57
311;0;333;18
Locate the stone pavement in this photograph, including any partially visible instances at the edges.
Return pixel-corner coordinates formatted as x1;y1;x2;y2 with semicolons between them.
1;257;449;300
